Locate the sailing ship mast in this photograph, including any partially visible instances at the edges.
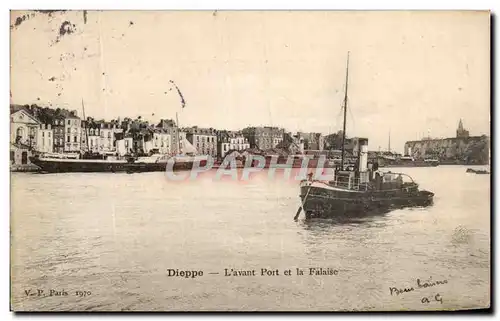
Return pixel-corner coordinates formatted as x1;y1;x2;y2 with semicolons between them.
388;130;391;153
176;112;181;154
82;99;89;153
340;52;350;169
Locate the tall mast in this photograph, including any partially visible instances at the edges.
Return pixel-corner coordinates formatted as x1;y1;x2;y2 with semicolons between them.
340;52;350;169
82;99;89;153
176;112;181;154
388;130;391;153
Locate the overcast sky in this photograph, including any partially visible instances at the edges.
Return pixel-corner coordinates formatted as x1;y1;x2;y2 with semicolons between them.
10;10;490;152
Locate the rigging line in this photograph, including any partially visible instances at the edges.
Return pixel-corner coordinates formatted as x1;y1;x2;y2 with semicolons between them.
332;95;345;130
347;99;356;132
333;106;343;131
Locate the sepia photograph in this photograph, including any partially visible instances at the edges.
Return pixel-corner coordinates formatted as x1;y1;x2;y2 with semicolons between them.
9;9;491;312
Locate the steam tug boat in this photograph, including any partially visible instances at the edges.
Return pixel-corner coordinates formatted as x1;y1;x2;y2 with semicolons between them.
299;138;434;219
297;53;434;219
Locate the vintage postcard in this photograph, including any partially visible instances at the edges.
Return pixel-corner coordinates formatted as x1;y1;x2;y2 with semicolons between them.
9;10;490;311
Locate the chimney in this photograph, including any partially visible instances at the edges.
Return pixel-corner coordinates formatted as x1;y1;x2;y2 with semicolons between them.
359;138;369;172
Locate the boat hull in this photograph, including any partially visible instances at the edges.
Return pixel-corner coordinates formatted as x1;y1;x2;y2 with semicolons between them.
30;157;128;173
126;161;194;173
30;157;195;173
466;168;490;174
381;162;439;168
299;184;434;219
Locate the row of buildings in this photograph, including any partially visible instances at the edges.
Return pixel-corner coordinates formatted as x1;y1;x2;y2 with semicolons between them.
11;104;489;166
10;104;326;166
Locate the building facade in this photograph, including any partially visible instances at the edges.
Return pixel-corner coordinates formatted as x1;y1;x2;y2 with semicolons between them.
185;126;217;157
158;119;180;154
242;126;284;150
52;117;66;153
116;134;134;156
230;131;250;151
36;124;53;154
297;132;324;151
99;122;119;154
64;114;81;152
86;123;101;154
217;130;250;158
10;107;41;166
151;130;172;154
142;129;172;155
217;132;231;158
10;108;40;149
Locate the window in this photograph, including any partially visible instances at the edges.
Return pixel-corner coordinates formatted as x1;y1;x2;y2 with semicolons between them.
21;152;28;164
16;127;24;139
74;136;77;143
48;132;51;138
108;132;111;138
67;120;71;125
67;128;71;134
42;132;45;138
67;136;70;143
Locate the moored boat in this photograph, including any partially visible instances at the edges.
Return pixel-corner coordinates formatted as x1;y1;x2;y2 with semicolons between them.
30;153;199;173
295;52;434;220
299;169;434;219
379;156;439;168
466;168;490;174
30;154;129;173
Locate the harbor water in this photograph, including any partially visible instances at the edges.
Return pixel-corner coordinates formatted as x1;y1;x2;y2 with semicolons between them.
10;166;490;311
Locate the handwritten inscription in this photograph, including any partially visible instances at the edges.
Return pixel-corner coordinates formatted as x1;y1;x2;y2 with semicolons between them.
389;277;448;305
421;293;443;304
417;277;448;289
389;277;448;296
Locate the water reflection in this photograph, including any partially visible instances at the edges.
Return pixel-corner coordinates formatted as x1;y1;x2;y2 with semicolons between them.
296;208;393;259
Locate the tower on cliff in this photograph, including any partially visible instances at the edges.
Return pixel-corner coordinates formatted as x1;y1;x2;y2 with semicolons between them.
456;119;470;138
